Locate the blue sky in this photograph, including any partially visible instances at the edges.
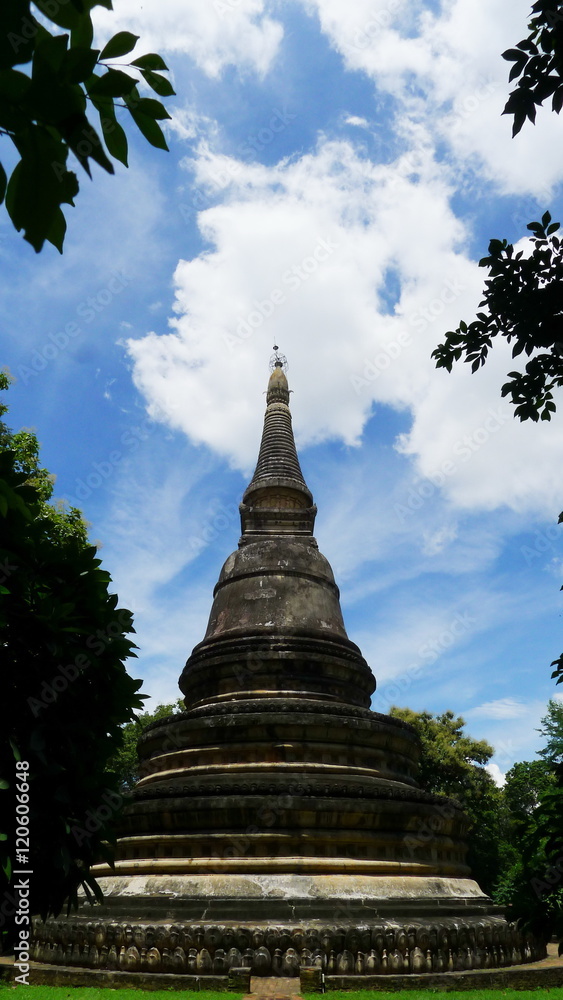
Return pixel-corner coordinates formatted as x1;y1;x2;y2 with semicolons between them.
3;0;563;782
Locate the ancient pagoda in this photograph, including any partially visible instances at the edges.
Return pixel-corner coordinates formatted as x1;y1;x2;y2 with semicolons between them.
33;353;541;980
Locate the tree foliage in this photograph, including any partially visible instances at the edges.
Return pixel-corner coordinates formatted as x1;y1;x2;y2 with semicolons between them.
537;697;563;763
503;759;555;818
491;704;563;942
0;0;175;252
0;375;145;946
432;213;563;424
502;1;563;137
389;707;502;894
389;706;494;793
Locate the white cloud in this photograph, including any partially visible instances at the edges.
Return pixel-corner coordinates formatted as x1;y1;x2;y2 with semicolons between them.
127;136;563;518
486;762;506;787
93;0;283;78
344;115;369;128
469;698;529;720
303;0;563;197
421;524;459;557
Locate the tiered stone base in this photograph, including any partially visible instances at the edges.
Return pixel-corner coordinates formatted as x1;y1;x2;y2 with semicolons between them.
31;873;545;976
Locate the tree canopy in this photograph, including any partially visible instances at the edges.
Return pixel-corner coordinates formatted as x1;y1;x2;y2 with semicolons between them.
0;0;175;252
537;697;563;763
389;706;494;794
493;705;563;942
388;707;502;894
0;374;145;946
432;213;563;424
503;759;555;818
502;1;563;136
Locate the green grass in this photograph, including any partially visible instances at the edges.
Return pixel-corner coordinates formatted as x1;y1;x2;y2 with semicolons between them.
309;992;563;999
0;989;242;1000
2;988;563;1000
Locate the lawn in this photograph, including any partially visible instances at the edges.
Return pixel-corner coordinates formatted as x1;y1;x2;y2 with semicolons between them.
312;992;563;999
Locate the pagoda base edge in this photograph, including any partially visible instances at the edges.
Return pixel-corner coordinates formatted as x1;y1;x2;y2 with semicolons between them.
31;872;546;976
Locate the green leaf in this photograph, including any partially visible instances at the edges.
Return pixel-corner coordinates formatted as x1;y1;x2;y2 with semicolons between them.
134;96;171;120
88;69;138;97
141;69;175;97
63;114;114;176
125;97;169;150
63;46;100;84
45;208;66;253
70;11;94;50
502;48;527;62
0;68;32;102
0;1;36;70
131;52;169;71
5;127;69;252
34;0;89;31
99;31;140;61
98;103;128;167
0;161;6;205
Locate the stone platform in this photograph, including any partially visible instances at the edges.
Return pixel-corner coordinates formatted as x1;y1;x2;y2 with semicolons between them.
31;872;544;977
1;944;562;991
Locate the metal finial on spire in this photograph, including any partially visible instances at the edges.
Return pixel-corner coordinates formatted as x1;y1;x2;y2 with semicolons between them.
269;345;288;372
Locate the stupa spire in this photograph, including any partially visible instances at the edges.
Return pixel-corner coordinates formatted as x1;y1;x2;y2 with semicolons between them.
241;348;316;536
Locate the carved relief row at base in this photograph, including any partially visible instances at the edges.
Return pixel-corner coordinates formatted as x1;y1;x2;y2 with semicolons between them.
32;918;545;976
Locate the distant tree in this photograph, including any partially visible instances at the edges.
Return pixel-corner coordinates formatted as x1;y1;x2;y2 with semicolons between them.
494;708;563;944
503;759;555;817
388;706;494;793
388;707;504;894
537;697;563;763
0;381;88;547
107;699;184;790
0;0;175;252
0;374;145;949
